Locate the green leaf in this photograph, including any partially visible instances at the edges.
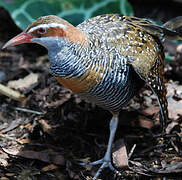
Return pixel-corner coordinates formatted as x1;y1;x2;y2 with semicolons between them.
120;0;134;16
0;0;133;29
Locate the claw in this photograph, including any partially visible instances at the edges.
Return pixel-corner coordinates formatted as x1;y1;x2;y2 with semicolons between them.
88;158;116;180
93;161;109;180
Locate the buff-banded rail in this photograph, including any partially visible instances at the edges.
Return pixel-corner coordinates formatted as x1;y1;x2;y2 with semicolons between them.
3;14;182;179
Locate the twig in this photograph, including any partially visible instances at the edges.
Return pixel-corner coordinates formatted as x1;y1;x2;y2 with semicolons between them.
10;106;44;115
0;83;25;101
0;133;24;144
128;144;136;159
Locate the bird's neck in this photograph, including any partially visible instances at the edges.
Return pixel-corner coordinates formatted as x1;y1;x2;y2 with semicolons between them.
48;39;87;78
65;25;86;44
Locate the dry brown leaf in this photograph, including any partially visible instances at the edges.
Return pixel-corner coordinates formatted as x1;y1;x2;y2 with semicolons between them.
167;82;182;119
8;73;38;91
39;119;52;134
0;177;9;180
168;99;182;119
2;148;65;165
176;43;182;53
0;158;8;167
23;123;33;131
1;119;22;133
17;138;31;144
142;106;160;117
166;121;179;134
42;164;58;171
137;115;154;129
46;95;71;107
0;150;9;167
5;173;15;177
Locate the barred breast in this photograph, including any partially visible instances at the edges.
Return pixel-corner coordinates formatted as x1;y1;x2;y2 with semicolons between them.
79;62;141;114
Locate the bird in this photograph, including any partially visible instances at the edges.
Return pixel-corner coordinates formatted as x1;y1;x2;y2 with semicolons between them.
3;14;182;179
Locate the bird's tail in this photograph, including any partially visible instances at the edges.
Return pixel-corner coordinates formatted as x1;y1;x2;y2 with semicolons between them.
133;16;182;41
162;16;182;40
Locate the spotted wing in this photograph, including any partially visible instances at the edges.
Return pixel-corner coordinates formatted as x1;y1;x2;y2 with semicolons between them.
120;16;169;131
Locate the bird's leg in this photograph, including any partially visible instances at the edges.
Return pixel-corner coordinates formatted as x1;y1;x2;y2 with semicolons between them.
89;115;119;179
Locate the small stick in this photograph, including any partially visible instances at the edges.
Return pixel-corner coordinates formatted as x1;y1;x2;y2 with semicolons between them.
0;83;25;101
10;106;44;115
128;144;136;159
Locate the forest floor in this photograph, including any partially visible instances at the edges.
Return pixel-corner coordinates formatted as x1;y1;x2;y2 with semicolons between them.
1;1;182;179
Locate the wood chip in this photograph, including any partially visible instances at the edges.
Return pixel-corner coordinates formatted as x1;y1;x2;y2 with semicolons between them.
112;139;128;169
0;83;25;101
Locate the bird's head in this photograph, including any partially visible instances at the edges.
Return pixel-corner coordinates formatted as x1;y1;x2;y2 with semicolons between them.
2;15;85;50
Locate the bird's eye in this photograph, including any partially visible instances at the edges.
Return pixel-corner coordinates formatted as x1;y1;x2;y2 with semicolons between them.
37;27;47;34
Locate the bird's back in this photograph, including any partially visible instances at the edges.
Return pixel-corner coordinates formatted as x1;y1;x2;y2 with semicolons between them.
77;14;164;80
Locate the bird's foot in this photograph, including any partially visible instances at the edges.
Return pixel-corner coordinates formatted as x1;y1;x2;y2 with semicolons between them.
80;157;116;180
91;158;115;180
80;116;119;179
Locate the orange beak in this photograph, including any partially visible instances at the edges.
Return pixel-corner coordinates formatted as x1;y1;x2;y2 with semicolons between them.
2;31;34;49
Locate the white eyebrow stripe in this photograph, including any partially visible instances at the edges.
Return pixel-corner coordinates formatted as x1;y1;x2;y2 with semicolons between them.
27;23;67;33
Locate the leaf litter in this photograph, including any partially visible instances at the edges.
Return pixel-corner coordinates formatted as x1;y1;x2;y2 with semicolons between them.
0;7;182;180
